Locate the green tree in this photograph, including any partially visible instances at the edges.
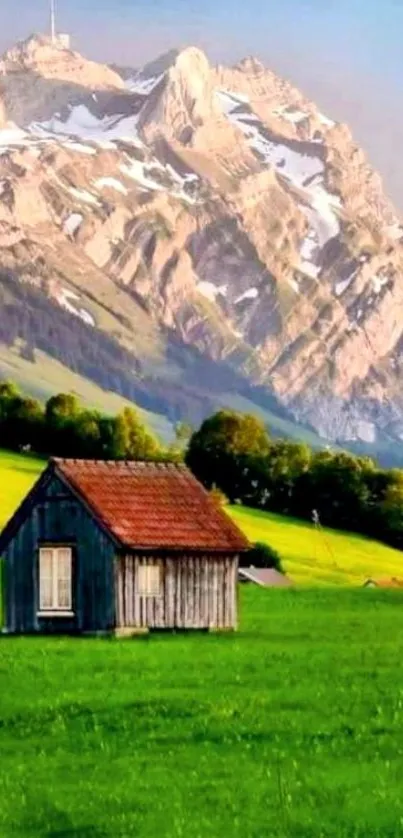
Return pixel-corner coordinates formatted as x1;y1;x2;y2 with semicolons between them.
45;393;80;425
98;415;127;459
378;470;403;546
186;410;270;500
73;410;103;458
45;393;82;457
246;542;283;572
175;422;193;444
116;407;160;460
1;396;44;451
0;381;21;426
263;440;312;513
300;450;375;530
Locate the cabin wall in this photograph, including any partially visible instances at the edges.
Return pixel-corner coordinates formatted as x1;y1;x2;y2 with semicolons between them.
115;554;238;630
4;474;115;633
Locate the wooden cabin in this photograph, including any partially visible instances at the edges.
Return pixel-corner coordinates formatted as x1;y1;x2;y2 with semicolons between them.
0;458;249;635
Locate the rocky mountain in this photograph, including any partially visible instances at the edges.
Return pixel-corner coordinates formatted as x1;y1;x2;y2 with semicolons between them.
1;33;403;452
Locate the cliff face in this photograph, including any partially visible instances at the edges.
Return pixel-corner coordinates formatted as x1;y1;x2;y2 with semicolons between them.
1;34;403;446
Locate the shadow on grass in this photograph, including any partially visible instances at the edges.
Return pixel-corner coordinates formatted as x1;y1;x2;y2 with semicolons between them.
17;798;109;838
47;830;109;838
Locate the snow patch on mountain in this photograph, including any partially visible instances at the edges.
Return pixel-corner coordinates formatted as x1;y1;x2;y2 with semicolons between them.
197;281;228;301
335;273;355;297
31;105;142;145
235;287;258;303
62;141;97;155
56;287;95;326
288;278;300;293
387;222;403;241
217;90;325;189
126;73;164;95
95;177;128;195
0;127;30;148
372;274;389;294
272;105;308;125
318;113;335;128
119;159;164;191
67;185;100;205
63;213;83;236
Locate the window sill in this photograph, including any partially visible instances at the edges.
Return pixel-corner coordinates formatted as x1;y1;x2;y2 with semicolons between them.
37;611;75;618
136;593;163;598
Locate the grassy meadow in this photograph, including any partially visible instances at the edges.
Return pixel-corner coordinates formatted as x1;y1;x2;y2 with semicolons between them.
1;587;403;836
1;453;403;834
229;506;403;586
0;449;44;525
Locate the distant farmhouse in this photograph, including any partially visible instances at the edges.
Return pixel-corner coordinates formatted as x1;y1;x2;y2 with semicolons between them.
363;578;403;589
238;567;292;587
0;459;249;635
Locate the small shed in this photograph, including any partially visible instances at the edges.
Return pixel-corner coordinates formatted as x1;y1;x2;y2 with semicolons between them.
363;577;403;589
238;567;292;587
0;458;249;635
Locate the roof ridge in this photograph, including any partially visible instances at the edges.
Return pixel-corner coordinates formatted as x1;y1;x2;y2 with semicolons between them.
52;457;187;470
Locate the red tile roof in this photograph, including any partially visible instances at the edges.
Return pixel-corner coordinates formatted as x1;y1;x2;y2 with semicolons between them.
53;459;249;552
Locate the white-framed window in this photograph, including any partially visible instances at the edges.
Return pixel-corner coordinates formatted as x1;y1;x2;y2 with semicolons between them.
137;564;162;597
38;546;73;615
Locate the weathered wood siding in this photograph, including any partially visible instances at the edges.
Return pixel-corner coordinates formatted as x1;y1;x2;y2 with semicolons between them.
4;473;115;633
115;554;238;629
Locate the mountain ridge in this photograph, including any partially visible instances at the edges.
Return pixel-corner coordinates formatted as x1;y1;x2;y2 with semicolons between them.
1;33;403;455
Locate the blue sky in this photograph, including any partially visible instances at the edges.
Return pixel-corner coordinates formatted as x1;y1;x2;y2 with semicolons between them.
1;0;403;204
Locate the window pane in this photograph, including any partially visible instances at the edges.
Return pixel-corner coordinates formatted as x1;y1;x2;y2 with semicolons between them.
57;579;71;610
137;564;161;596
137;565;147;595
149;566;161;595
40;577;53;609
39;549;53;610
56;548;72;610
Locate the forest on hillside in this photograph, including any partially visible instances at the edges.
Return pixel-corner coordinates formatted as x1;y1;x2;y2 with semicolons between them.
186;411;403;551
0;269;294;431
2;378;403;552
0;381;173;462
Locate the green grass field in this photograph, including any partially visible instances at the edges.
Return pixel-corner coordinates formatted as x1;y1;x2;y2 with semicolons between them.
229;506;403;586
1;587;403;837
0;449;44;526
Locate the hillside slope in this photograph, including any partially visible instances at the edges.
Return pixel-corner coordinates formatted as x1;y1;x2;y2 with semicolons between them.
1;34;403;450
229;506;403;585
0;448;401;585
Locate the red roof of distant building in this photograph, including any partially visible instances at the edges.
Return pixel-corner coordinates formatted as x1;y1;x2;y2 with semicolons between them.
53;458;249;552
364;577;403;589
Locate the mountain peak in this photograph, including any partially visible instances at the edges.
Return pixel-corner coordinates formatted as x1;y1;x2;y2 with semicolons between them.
236;56;266;75
1;33;68;71
0;33;124;91
172;46;210;71
137;45;216;144
1;37;403;450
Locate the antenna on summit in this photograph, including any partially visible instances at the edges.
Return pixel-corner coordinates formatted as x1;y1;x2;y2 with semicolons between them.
50;0;56;43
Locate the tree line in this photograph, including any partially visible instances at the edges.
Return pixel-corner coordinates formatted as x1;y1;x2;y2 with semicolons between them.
0;381;180;462
3;382;403;552
185;410;403;551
